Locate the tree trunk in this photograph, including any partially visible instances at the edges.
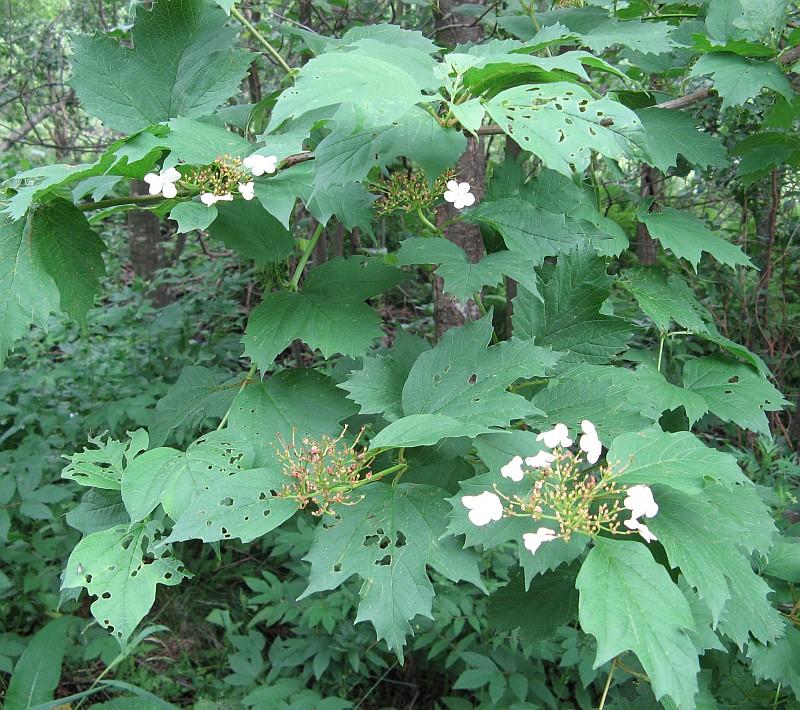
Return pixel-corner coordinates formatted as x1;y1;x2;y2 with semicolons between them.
128;180;171;306
434;0;486;338
636;164;663;265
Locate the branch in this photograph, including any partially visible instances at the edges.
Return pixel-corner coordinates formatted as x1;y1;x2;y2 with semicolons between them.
0;91;76;153
779;44;800;65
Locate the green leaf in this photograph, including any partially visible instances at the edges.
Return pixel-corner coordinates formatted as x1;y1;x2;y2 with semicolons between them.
338;331;431;421
166;467;298;544
373;315;560;448
169;201;217;234
299;482;485;661
148;365;235;447
690;53;793;110
466;198;595;261
4;616;74;710
649;486;782;640
619;267;710;333
607;429;749;494
762;536;800;582
530;365;657;440
637;108;728;172
630;366;709;427
226;369;357;467
255;163;313;229
0;213;60;366
29;200;106;326
485;82;646;175
207;200;293;263
62;522;189;643
397;238;541;303
121;431;255;522
70;0;252;133
731;132;800;183
706;0;788;44
682;356;787;435
63;430;150;490
576;537;699;709
66;489;129;536
512;248;633;365
638;206;753;270
268;51;425;131
162;117;252;165
749;622;800;697
242;257;406;371
488;567;579;643
307;183;377;235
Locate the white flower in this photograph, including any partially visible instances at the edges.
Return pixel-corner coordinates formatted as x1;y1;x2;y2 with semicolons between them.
238;181;255;201
143;167;181;199
525;450;555;468
501;455;525;482
243;153;278;176
443;180;476;210
623;484;659;520
536;423;572;449
200;192;234;206
624;516;658;543
522;527;558;554
461;491;503;526
579;419;602;464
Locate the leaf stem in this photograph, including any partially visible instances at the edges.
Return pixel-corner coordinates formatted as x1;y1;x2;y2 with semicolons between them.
417;207;439;234
289;222;325;291
217;362;258;430
474;292;500;344
230;6;293;75
657;333;666;371
598;657;617;710
77;194;169;212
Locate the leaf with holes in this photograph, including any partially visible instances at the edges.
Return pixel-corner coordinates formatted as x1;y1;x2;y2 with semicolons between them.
226;369;358;467
166;467;298;544
607;429;749;494
62;521;189;643
682;356;786;435
576;537;700;709
121;431;255;522
70;0;252;133
397;238;541;303
242;257;407;371
638;207;752;271
485;82;646;175
512;247;634;365
299;482;485;661
629;366;709;427
371;315;560;448
62;430;150;490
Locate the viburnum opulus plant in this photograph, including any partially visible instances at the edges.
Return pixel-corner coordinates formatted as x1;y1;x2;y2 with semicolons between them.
2;0;799;706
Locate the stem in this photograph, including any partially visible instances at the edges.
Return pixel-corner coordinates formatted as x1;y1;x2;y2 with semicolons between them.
289;222;324;291
657;333;665;372
77;194;169;212
217;363;258;430
230;6;293;75
417;207;439;234
598;657;617;710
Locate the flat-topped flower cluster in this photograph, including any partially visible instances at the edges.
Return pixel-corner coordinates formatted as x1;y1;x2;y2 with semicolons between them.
462;420;659;556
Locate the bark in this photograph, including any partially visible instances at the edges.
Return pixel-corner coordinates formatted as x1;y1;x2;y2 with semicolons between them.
128;180;171;306
636;164;663;265
434;0;486;338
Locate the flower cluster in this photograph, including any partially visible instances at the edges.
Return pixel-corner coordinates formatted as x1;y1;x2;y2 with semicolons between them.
375;170;456;216
461;420;660;556
275;428;371;516
184;153;278;206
